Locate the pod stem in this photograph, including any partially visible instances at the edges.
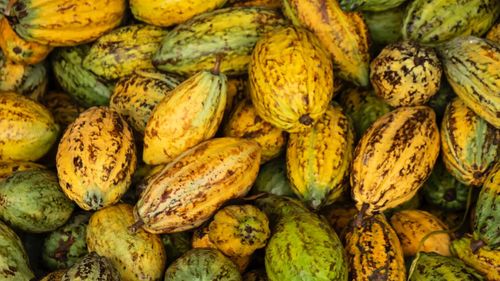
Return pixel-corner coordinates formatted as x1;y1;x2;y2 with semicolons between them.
211;54;224;75
354;203;369;228
128;219;144;234
470;239;485;253
3;0;16;16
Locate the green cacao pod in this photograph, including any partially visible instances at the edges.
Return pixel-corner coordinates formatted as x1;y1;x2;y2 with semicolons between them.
42;212;90;270
61;252;120;281
153;7;287;76
164;248;242;281
83;24;167;80
251;157;295;197
0;220;35;280
0;169;74;233
441;98;498;186
426;78;455;122
51;45;114;107
162;232;192;264
473;163;500;249
409;252;484;281
437;36;500;128
362;6;403;47
402;0;500;46
450;236;500;281
340;0;405;11
422;158;470;211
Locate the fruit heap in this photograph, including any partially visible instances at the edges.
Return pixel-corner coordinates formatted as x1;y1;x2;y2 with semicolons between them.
0;0;498;280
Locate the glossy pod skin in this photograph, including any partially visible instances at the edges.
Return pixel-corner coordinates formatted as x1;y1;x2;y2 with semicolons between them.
249;26;334;133
283;0;370;86
351;106;440;215
344;214;406;281
440;98;498;186
135;138;261;234
437;36;500;128
409;252;484;281
56;107;137;211
450;236;500;281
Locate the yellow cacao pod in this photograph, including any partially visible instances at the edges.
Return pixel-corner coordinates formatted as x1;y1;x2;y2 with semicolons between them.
134;138;261;234
0;160;45;180
56;107;137;211
42;92;84;128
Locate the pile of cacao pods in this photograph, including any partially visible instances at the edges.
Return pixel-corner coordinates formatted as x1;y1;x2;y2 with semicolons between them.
0;0;499;280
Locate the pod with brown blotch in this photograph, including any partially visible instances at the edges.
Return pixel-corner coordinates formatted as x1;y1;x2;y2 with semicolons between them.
86;203;166;281
153;7;288;76
321;203;358;235
370;40;442;107
0;169;74;233
110;70;182;134
83;24;167;80
473;163;500;250
344;214;406;281
134;137;261;234
351;106;440;215
437;36;500;128
390;209;451;257
402;0;499;46
249;26;334;133
61;252;120;281
56;107;137;211
228;0;281;8
10;0;126;47
286;103;354;209
223;99;287;163
42;92;85;128
0;220;35;280
486;23;500;44
441;98;498;186
0;52;48;101
282;0;370;86
0;160;45;180
130;0;226;27
0;17;52;65
143;66;227;165
451;236;500;281
0;92;59;161
410;252;485;281
40;270;66;281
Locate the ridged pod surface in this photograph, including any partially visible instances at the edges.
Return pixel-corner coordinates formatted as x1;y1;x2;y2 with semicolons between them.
227;0;281;8
0;169;74;233
286;104;354;209
143;69;227;165
340;0;405;11
390;210;450;257
422;159;469;211
0;17;52;64
208;205;270;257
441;98;498;186
110;70;181;133
51;45;114;107
402;0;500;45
337;87;392;140
370;40;442;107
0;52;47;101
135;138;261;234
252;157;295;197
130;0;226;27
351;106;440;215
362;7;403;46
40;270;66;281
164;248;242;281
223;99;286;163
473;163;500;249
0;92;59;161
83;25;167;80
86;204;166;281
438;36;500;128
321;203;358;234
56;107;137;211
43;92;84;128
255;195;348;281
487;23;500;43
344;214;406;281
451;236;500;281
283;0;369;86
42;212;90;270
410;252;484;281
10;0;126;46
0;220;35;280
61;252;120;281
154;7;286;76
249;26;334;133
0;160;44;179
